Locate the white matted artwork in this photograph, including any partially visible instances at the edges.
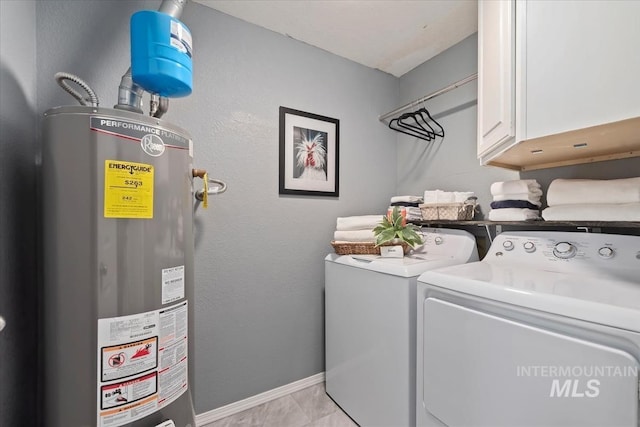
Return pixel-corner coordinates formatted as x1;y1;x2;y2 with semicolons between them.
279;107;339;197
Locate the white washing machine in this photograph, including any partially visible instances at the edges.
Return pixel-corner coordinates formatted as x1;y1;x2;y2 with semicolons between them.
416;231;640;427
325;228;478;427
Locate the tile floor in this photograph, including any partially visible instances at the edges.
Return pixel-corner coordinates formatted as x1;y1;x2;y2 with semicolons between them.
203;382;358;427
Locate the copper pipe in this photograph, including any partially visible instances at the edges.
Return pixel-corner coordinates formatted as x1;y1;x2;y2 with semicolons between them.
192;168;207;178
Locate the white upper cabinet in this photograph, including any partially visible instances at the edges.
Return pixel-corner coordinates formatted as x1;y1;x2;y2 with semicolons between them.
477;0;516;160
525;0;640;139
478;0;640;170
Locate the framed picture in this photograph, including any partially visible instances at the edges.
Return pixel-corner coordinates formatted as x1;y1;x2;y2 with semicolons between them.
279;107;339;197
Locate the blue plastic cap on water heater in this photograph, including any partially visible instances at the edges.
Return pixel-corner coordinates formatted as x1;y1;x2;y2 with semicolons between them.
131;10;193;97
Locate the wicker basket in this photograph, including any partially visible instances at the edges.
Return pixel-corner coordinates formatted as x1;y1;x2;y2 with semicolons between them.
419;202;476;221
331;241;410;255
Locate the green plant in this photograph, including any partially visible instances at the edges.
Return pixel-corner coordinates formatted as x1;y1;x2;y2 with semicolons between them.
373;206;424;248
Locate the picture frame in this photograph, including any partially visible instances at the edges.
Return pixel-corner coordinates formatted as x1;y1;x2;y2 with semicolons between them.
279;107;339;197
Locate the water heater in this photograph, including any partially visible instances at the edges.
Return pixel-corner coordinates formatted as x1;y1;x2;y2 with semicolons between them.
42;106;200;426
41;2;222;424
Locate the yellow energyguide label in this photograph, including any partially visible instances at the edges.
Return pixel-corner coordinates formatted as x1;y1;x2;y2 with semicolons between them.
104;160;154;218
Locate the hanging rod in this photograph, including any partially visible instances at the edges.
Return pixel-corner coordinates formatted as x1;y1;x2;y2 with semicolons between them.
378;72;478;122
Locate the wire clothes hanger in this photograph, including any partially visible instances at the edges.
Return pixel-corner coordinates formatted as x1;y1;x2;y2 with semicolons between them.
418;107;444;138
388;102;445;141
389;117;431;140
389;112;433;141
402;111;435;137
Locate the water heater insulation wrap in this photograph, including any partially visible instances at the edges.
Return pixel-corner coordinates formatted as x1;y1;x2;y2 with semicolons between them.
131;10;193;97
42;106;196;427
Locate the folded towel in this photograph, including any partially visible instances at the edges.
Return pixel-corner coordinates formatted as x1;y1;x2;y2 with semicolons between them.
390;195;423;203
424;190;475;204
490;200;541;210
424;190;453;203
493;188;543;199
546;177;640;206
491;179;541;196
336;215;383;231
488;208;540;221
493;193;542;206
542;203;640;221
492;186;543;196
405;207;422;221
333;230;376;242
387;203;422;217
390;201;420;207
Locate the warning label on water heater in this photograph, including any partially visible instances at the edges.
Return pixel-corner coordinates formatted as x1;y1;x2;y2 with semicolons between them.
97;301;188;427
104;160;154;219
162;265;185;305
101;336;158;382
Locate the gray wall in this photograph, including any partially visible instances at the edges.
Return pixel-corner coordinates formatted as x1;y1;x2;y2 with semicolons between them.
36;0;157;110
395;33;518;218
180;3;398;411
0;1;39;425
34;0;398;414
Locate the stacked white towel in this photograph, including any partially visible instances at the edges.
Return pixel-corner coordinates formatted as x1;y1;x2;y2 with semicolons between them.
389;195;423;221
489;179;542;221
333;214;383;243
333;229;377;242
336;215;384;231
542;177;640;221
423;190;475;204
490;180;543;197
488;208;540;221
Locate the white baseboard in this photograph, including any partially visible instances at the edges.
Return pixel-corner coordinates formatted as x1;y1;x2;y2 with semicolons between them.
195;372;325;426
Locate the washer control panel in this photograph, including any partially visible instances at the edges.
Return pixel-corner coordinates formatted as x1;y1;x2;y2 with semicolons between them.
488;231;640;275
412;228;479;261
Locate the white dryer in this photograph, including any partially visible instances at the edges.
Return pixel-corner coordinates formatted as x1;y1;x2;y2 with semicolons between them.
325;228;478;427
416;231;640;427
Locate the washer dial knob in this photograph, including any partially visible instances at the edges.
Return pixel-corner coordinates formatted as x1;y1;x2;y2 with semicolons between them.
523;241;536;253
502;240;514;251
434;236;444;245
598;247;614;259
553;242;577;259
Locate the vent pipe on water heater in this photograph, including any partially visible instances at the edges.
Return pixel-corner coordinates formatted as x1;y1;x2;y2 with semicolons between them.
158;0;188;18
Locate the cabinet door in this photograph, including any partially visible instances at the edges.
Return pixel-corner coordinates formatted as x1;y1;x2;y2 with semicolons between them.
477;0;515;160
526;1;640;139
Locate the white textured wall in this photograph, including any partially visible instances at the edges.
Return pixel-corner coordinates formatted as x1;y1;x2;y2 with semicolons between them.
35;0;398;414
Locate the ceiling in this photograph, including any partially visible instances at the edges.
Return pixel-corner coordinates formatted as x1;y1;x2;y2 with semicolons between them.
192;0;478;77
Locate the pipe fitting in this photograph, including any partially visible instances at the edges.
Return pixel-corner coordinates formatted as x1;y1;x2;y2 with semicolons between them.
114;68;144;113
159;0;187;19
